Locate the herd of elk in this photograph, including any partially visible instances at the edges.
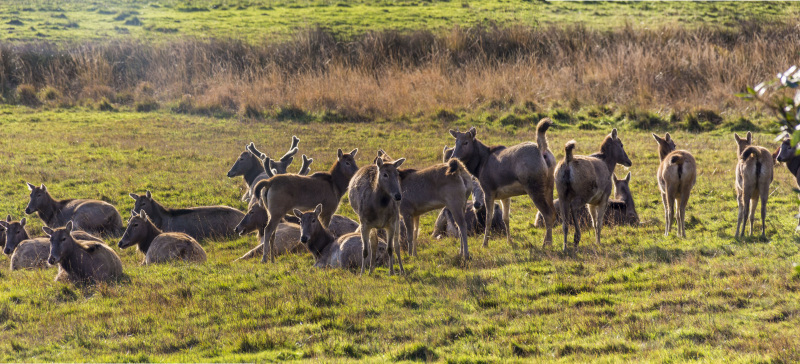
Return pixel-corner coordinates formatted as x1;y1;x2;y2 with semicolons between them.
5;126;796;282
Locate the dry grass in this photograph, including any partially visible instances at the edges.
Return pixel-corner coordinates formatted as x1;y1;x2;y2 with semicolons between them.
1;21;799;121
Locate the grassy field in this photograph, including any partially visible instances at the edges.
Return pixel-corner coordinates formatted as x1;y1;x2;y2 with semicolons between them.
0;106;797;361
0;0;798;41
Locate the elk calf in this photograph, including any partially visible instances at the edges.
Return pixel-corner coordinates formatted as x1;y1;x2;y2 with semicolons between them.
555;129;632;250
129;190;244;241
295;205;388;269
653;133;697;238
535;172;639;228
348;155;406;275
377;150;475;259
734;132;774;238
43;221;123;283
449;119;556;249
0;216;102;270
253;148;359;263
25;183;123;237
119;211;207;264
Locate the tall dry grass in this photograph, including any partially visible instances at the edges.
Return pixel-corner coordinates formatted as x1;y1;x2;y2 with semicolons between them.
1;21;798;119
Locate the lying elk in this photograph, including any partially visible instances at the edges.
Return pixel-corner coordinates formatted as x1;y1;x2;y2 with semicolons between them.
129;190;244;241
232;200;359;261
653;133;697;238
295;204;388;269
43;221;123;283
535;172;638;228
253;148;359;263
431;201;506;239
377;149;475;259
555;129;632;250
0;216;102;270
119;210;207;264
25;183;123;237
348;154;406;275
734;132;774;238
775;137;800;229
449;118;556;248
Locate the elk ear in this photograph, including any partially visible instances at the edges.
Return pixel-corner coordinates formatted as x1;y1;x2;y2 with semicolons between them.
625;172;631;182
40;184;47;191
139;210;148;219
19;218;26;227
734;133;742;142
612;173;620;182
393;158;406;168
652;133;663;143
664;132;671;141
349;149;358;157
611;128;618;140
5;215;11;222
314;204;323;216
337;149;344;160
468;127;476;138
65;221;73;232
129;193;139;200
42;227;53;236
449;129;458;138
375;157;384;167
145;190;152;199
746;131;752;143
26;182;35;191
130;209;136;216
293;209;303;218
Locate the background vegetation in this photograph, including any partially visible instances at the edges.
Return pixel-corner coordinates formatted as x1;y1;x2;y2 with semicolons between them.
0;0;799;362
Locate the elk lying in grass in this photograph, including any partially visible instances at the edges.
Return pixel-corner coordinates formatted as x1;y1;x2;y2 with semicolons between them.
0;216;102;270
253;148;359;263
775;137;800;229
233;199;359;261
119;210;207;264
653;133;697;238
43;221;123;283
535;172;639;229
734;132;774;238
348;155;405;275
129;190;244;241
25;183;123;237
377;150;475;259
295;205;388;269
555;130;632;250
431;201;506;239
449;118;556;248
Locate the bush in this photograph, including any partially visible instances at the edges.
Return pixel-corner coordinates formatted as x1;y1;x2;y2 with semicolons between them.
172;95;195;114
16;85;40;106
393;343;438;361
38;86;61;102
135;97;159;112
97;97;116;111
238;102;262;120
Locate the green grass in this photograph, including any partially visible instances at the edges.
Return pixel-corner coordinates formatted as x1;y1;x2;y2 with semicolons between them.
1;0;798;42
0;105;798;361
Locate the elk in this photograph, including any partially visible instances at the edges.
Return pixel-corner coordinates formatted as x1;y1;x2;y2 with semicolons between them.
734;132;774;238
119;210;207;264
448;118;556;249
0;216;102;270
555;129;632;250
252;148;359;263
229;136;312;203
232;199;359;261
653;133;697;238
294;205;388;269
535;172;638;228
348;155;406;275
431;201;506;239
24;183;123;237
377;149;475;259
775;137;800;228
129;190;244;241
43;221;123;283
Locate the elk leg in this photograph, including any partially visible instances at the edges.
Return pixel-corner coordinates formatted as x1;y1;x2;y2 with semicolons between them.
360;227;370;276
760;187;769;238
749;193;759;237
261;217;282;263
482;194;496;247
529;191;554;249
501;198;513;248
735;190;743;238
678;193;690;238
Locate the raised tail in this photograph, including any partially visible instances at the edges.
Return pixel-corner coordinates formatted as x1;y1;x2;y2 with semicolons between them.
741;146;760;161
564;140;576;164
252;179;273;202
537;118;553;156
670;154;685;165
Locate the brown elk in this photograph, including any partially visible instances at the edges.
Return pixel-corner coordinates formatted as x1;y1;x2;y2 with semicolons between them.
775;137;800;228
653;133;697;238
252;148;359;263
734;132;774;238
0;216;102;270
555;129;632;250
348;155;406;275
535;172;638;228
43;221;123;283
129;190;244;241
448;119;556;249
25;183;123;237
119;210;207;264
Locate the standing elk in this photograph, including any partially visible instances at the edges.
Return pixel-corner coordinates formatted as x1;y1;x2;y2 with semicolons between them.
653;133;697;238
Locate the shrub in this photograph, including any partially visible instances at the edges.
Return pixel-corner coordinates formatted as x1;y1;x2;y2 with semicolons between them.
393;343;438;361
38;86;61;102
238;102;262;120
16;85;40;106
97;97;116;111
172;95;195;114
135;97;159;112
